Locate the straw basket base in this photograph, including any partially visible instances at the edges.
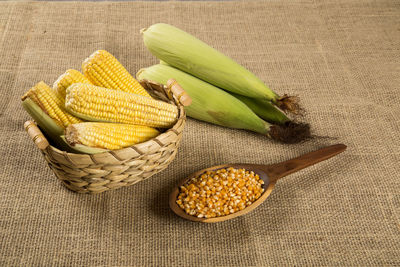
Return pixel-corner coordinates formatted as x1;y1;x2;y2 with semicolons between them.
50;148;178;194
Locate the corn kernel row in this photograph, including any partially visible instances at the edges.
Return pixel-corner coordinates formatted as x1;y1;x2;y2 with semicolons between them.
176;167;264;218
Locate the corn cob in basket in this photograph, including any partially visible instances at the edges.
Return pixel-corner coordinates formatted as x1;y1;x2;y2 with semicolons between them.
21;82;165;153
22;50;181;153
65;83;178;128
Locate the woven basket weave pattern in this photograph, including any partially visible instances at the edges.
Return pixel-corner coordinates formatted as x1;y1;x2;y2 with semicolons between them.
32;81;186;194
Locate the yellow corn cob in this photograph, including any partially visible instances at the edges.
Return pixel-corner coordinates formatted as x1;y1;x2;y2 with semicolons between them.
82;50;151;97
21;81;83;128
65;122;160;150
21;98;106;154
65;83;178;128
53;69;92;99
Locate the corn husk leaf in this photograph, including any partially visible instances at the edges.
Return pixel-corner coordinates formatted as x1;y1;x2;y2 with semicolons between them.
141;23;278;101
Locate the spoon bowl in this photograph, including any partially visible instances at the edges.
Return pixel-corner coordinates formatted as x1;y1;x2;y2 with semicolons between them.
169;144;347;223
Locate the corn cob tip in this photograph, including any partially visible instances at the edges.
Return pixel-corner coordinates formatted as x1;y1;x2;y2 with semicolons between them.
64;125;78;146
82;50;110;71
269;122;311;144
53;69;92;99
21;81;45;101
82;50;151;97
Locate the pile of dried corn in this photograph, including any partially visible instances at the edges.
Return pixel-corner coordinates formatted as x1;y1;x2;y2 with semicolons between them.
177;167;264;218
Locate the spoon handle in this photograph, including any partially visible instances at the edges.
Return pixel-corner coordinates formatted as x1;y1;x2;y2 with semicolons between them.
263;144;347;182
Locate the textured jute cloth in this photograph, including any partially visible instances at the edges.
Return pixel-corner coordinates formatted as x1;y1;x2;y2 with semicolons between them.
1;1;399;266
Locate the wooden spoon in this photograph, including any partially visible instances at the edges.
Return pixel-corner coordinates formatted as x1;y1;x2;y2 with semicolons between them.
169;144;347;223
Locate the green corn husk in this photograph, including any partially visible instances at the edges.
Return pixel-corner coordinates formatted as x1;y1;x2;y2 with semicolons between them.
137;64;310;143
141;23;301;114
230;93;290;125
21;98;106;154
141;23;275;99
160;60;289;125
22;98;63;141
138;64;269;134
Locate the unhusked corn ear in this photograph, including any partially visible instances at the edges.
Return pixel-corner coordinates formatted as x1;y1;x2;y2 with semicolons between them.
138;65;310;144
142;23;278;100
65;83;178;128
65;122;160;150
82;50;151;97
21;81;83;128
137;64;270;134
160;60;289;124
142;23;304;115
53;69;92;99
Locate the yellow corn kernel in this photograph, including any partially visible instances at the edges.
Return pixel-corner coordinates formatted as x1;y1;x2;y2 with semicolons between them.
21;81;83;128
53;69;92;99
65;122;159;150
65;83;178;128
82;50;151;97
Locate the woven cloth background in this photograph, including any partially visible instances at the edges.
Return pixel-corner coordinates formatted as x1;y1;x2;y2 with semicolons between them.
1;1;399;266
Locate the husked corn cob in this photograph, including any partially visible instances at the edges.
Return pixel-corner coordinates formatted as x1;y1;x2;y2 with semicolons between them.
53;69;92;99
65;83;178;128
65;122;160;150
22;98;64;141
21;81;82;128
82;50;151;97
21;98;106;154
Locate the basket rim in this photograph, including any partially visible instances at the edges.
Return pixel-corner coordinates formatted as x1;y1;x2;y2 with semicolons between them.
34;80;186;157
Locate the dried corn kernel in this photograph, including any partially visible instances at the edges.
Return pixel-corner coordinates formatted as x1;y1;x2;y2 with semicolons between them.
176;167;264;218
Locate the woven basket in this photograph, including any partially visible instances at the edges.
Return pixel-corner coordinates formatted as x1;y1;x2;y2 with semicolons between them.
24;80;187;194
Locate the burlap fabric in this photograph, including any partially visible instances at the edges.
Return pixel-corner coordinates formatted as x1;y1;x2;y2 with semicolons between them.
1;1;399;266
